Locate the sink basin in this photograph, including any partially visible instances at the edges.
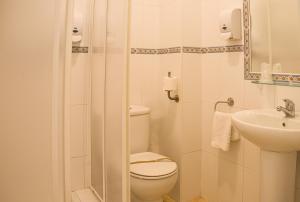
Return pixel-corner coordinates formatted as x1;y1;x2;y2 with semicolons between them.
232;109;300;152
232;109;300;202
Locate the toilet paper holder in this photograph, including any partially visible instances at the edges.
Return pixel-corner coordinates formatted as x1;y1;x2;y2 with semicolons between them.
165;72;179;103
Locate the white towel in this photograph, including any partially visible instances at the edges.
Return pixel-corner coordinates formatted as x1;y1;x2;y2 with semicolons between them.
211;111;232;151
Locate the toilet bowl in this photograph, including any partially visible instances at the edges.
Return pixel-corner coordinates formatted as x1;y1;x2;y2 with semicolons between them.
130;152;178;202
129;106;178;201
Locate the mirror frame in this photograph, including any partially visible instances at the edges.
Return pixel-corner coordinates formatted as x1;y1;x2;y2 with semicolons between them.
243;0;300;82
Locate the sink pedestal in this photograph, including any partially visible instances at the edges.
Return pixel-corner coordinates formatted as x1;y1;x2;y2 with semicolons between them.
261;151;297;202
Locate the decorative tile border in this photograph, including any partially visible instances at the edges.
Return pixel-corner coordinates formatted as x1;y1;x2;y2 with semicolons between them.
225;45;244;52
243;0;300;82
183;45;243;54
131;47;181;55
131;45;243;55
182;47;206;54
72;46;89;53
166;47;182;54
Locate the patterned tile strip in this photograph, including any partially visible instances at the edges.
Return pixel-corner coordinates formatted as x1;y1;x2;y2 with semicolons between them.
131;45;243;55
131;47;182;55
182;45;243;54
72;46;89;53
72;45;243;55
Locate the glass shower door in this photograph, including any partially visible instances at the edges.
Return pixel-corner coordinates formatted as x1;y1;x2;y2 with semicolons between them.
90;0;107;199
90;0;130;200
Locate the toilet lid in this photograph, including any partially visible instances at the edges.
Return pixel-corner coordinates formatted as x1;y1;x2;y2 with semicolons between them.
130;152;177;179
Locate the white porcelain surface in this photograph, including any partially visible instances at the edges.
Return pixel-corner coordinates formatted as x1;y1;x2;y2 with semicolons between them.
130;152;177;178
130;106;151;153
232;109;300;152
131;172;178;202
260;151;296;202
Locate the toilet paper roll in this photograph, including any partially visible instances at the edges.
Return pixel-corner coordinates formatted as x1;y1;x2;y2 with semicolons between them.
220;32;233;40
163;76;178;91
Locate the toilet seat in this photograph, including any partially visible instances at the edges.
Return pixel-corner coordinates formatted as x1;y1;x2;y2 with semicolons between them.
130;152;177;180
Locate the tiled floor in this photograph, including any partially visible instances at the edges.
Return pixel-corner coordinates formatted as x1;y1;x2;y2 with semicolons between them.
189;198;207;202
72;189;100;202
72;191;204;202
163;195;206;202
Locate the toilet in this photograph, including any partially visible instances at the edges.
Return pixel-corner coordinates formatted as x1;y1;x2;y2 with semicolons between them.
129;105;178;202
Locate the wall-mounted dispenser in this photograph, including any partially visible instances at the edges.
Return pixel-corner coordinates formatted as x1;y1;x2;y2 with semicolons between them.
163;72;179;103
219;8;242;41
72;14;83;44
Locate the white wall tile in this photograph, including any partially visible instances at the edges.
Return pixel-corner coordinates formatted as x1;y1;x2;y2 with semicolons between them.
218;140;243;166
160;0;182;47
200;0;222;47
243;168;260;202
129;55;143;105
70;105;86;157
244;81;265;109
182;54;202;102
181;151;202;202
200;54;223;102
218;159;243;202
201;151;219;202
182;102;201;154
200;100;219;155
182;0;202;46
219;52;245;108
130;0;160;48
71;54;89;105
243;138;261;172
71;157;85;191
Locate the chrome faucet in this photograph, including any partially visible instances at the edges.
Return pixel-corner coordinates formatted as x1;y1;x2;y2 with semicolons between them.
276;99;295;118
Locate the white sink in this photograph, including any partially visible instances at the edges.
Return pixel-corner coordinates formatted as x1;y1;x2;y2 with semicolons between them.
232;109;300;202
232;109;300;152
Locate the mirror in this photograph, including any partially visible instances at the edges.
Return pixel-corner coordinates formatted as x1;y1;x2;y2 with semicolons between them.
244;0;300;81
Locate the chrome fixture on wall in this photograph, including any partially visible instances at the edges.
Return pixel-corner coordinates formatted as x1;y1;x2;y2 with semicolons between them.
163;72;179;103
277;99;295;118
214;97;234;111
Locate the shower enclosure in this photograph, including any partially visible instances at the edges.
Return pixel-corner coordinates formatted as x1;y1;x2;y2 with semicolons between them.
0;0;130;201
67;0;130;201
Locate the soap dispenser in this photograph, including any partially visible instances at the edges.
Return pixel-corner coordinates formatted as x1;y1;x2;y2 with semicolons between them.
219;8;242;41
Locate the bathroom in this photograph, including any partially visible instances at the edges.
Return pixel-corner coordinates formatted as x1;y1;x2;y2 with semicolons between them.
1;0;300;202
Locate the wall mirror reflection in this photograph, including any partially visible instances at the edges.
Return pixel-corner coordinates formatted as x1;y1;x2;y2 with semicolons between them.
244;0;300;82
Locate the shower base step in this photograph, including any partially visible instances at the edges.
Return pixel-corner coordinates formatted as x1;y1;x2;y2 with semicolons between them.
72;189;100;202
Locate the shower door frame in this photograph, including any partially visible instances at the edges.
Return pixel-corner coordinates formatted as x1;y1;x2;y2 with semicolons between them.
63;0;131;201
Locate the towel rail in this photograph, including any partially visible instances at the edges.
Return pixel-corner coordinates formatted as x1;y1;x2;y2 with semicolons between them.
214;97;234;111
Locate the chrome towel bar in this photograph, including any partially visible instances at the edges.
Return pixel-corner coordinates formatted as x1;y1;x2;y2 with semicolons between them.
214;97;234;111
